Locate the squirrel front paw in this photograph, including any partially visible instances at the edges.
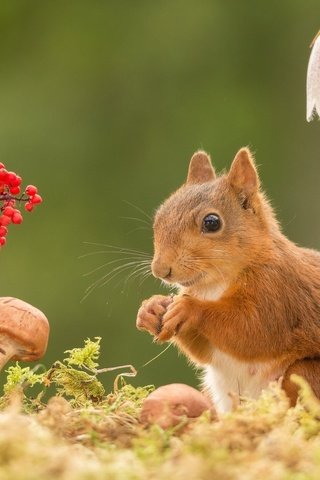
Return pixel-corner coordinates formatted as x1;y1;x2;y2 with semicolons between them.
136;295;173;337
157;295;200;342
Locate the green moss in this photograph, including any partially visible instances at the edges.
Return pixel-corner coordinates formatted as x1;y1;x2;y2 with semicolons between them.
4;363;45;396
46;360;105;406
64;337;102;370
1;342;320;479
104;384;155;416
2;338;140;409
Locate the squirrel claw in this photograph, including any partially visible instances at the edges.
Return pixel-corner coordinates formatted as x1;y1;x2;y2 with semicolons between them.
157;310;184;342
157;295;199;342
136;295;174;337
157;325;182;343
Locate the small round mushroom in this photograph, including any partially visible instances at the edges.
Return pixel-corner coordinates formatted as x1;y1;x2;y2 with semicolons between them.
0;297;49;369
140;383;216;429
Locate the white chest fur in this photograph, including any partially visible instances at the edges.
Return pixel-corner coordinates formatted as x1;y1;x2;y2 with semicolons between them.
203;352;284;413
186;283;286;413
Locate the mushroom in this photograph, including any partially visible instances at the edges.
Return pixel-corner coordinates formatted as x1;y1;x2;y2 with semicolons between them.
140;383;216;429
307;30;320;122
0;297;49;369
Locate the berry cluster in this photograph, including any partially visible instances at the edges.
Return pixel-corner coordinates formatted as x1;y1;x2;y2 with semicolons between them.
0;163;42;247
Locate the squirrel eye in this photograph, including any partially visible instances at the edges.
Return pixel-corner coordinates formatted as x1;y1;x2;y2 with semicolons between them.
202;214;221;233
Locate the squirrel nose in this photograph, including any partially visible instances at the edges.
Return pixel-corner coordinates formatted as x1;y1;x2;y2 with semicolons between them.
152;259;172;280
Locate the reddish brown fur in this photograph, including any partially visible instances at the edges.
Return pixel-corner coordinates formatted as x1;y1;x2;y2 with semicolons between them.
136;148;320;405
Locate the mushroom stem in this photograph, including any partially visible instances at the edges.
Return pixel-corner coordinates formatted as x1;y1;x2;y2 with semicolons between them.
0;342;18;370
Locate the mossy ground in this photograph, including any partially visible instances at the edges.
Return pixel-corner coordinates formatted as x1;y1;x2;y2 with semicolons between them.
1;340;320;480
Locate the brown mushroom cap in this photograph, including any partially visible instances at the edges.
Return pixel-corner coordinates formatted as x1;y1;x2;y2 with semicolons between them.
140;383;216;429
0;297;49;361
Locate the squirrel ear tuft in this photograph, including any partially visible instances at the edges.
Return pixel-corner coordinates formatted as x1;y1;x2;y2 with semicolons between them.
187;151;216;184
228;148;259;198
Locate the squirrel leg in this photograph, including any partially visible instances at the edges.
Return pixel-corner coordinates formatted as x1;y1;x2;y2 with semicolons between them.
174;330;214;364
282;358;320;406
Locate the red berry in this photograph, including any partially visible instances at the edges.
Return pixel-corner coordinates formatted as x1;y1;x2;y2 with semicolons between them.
10;186;20;195
25;203;34;212
31;194;42;205
12;212;23;224
0;215;11;226
26;185;38;196
6;172;17;184
0;169;8;182
0;226;8;236
0;165;42;243
10;175;22;187
3;206;14;217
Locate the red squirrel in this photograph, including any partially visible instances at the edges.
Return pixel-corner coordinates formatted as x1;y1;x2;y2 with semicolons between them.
136;148;320;413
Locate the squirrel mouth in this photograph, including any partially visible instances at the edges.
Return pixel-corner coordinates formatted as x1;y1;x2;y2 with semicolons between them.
179;273;206;287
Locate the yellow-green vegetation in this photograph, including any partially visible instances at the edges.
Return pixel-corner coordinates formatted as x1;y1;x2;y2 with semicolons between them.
1;339;320;480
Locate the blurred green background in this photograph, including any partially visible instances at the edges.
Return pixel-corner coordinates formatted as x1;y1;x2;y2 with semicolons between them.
0;0;319;391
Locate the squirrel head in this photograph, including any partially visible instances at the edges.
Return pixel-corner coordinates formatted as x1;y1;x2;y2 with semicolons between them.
152;147;278;292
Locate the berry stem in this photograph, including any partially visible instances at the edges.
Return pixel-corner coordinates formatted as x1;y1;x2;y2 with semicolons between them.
0;194;30;203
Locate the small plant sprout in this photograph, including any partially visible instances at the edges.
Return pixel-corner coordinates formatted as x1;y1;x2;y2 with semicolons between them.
0;297;49;371
307;30;320;121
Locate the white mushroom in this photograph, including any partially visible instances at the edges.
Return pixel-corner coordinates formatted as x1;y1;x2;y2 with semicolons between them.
307;31;320;121
0;297;49;369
